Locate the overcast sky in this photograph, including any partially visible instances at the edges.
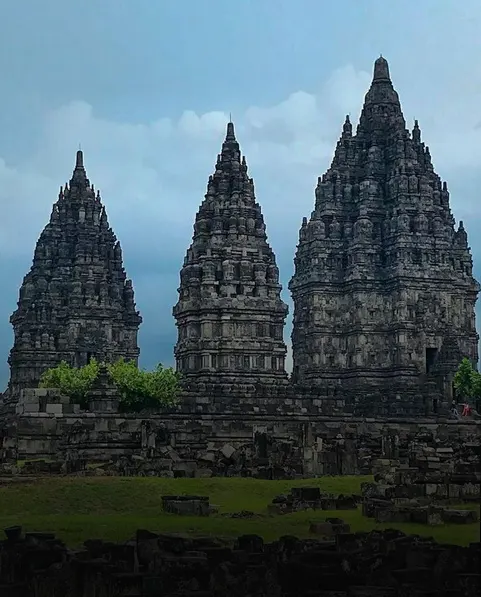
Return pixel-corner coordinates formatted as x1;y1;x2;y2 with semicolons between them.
0;0;480;387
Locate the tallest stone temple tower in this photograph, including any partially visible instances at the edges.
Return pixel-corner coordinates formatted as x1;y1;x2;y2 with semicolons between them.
290;57;479;391
7;151;142;397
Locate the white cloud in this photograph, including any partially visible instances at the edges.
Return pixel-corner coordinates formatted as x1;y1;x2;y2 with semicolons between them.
0;59;481;375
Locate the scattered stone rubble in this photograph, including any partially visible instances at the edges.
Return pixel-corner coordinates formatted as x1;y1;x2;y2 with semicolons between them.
162;495;217;517
0;526;479;596
309;517;351;537
361;459;480;526
268;486;359;515
3;392;480;479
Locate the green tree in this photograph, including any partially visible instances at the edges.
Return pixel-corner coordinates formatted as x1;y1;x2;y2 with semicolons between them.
40;359;99;406
453;357;477;401
472;369;481;399
107;359;181;412
39;359;181;411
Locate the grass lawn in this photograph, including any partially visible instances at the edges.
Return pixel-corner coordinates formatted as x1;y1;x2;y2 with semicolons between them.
0;476;478;548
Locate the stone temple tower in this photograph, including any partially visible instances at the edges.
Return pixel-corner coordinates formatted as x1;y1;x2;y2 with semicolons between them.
7;150;142;396
289;57;479;390
173;122;288;384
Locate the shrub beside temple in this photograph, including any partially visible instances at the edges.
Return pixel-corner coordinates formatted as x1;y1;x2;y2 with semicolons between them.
39;358;181;412
453;358;481;406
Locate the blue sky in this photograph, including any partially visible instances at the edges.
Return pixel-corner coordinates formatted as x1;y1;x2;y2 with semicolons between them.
0;0;480;386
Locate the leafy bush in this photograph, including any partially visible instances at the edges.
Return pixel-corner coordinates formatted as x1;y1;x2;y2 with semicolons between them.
39;358;181;411
108;359;180;412
453;358;481;401
39;359;99;407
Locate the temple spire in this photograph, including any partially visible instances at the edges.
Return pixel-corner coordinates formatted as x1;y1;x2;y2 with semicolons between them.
412;119;421;143
372;55;391;82
75;149;84;168
219;121;241;165
342;115;352;137
174;121;288;385
358;55;404;133
71;149;89;187
225;120;236;142
290;55;480;392
7;150;142;398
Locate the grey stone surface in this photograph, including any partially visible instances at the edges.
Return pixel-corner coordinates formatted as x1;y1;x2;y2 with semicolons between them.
1;387;479;479
162;495;211;516
361;455;480;525
7;151;142;398
1;56;480;479
309;519;351;536
173;122;288;384
289;57;479;392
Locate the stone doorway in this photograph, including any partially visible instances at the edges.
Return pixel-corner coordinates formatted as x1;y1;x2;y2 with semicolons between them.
425;347;438;374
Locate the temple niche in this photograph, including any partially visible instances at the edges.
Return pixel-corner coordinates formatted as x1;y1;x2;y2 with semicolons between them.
173;122;288;385
7;151;142;398
289;57;479;391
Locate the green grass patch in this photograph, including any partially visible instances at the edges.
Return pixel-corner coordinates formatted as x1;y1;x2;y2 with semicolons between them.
0;476;478;548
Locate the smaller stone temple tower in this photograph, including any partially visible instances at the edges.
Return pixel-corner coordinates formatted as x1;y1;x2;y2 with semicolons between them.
7;150;142;397
173;122;288;384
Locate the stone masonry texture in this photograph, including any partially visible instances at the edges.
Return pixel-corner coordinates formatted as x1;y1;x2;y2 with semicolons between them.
173;122;288;384
289;57;479;390
7;151;142;397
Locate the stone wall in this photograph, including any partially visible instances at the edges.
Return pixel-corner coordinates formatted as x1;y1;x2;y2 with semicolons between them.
1;388;479;479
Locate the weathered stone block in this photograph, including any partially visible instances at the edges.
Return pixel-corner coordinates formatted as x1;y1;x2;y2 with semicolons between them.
362;498;391;518
198;452;216;463
309;519;350;536
291;487;321;501
220;444;236;459
435;484;449;499
34;389;49;398
442;509;478;524
460;483;480;499
45;404;63;415
194;468;213;478
161;496;210;516
448;484;461;499
375;507;411;523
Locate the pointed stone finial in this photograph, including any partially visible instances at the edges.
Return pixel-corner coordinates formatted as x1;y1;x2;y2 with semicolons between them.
457;220;468;247
373;55;390;82
412;119;421;143
225;121;236;142
76;150;84;168
342;115;352;136
70;148;89;187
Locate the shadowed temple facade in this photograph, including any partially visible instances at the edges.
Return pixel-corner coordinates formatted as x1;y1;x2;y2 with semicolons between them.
289;57;479;394
7;151;142;397
1;55;480;474
173;122;289;384
3;57;479;404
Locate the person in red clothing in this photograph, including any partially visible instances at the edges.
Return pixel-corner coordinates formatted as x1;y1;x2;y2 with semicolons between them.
462;403;472;417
